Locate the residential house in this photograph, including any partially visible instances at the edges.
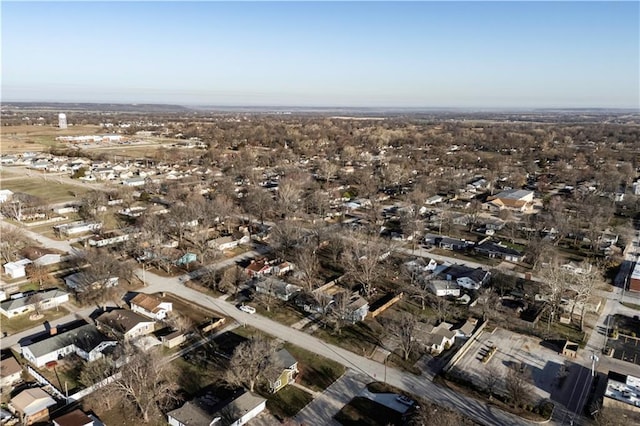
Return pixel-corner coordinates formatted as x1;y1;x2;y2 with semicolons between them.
175;252;197;266
438;237;468;251
294;291;333;314
208;235;250;251
453;318;478;338
271;349;299;393
3;258;32;279
0;355;22;390
88;231;132;247
343;294;369;323
254;277;302;302
63;273;118;293
439;265;491;291
425;195;444;205
429;280;461;297
122;176;146;187
21;323;116;367
484;189;535;213
52;409;102;426
245;259;273;277
10;388;57;425
475;240;523;263
155;327;187;349
130;293;173;320
53;221;102;237
96;309;156;341
167;389;266;426
416;322;457;355
0;289;69;318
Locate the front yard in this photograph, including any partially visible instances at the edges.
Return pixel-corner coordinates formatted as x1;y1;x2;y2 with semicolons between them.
1;306;70;335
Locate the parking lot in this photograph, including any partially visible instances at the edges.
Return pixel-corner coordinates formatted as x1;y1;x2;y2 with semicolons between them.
608;335;640;365
451;327;568;400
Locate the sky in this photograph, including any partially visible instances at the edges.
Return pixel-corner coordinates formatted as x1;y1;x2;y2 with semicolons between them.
2;1;639;108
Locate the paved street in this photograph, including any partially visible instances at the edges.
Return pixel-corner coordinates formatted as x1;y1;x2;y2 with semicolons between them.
2;220;76;254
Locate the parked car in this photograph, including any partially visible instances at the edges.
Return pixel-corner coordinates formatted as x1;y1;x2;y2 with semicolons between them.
396;395;415;406
239;304;256;314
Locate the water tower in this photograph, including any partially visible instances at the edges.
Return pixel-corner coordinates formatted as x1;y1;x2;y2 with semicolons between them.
58;113;67;129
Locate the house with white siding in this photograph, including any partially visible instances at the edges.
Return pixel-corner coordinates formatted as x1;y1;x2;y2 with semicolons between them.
21;323;116;367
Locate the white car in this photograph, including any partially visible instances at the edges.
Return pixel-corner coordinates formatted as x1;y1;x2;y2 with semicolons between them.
239;304;256;314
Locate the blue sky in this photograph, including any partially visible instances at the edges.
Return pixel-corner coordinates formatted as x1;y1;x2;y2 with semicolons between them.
2;1;638;108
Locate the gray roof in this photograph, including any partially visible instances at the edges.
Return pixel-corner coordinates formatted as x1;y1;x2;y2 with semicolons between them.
22;323;111;358
168;390;265;426
0;289;68;313
275;348;297;369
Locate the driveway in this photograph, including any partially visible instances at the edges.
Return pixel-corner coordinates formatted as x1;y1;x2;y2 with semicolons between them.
294;370;369;426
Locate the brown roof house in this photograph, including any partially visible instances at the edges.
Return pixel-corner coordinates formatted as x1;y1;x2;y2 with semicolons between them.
96;309;156;341
0;355;23;391
130;293;173;320
53;409;103;426
10;387;57;425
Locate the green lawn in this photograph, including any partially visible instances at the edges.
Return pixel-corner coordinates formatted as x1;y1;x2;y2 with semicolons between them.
284;343;345;391
266;386;313;420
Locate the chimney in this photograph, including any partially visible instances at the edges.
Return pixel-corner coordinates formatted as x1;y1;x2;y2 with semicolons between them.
50;327;57;336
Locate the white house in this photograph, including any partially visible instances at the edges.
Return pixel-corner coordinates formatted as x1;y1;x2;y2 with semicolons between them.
53;221;102;237
167;390;266;426
64;273;118;292
208;235;250;251
429;280;461;297
3;258;32;279
21;323;116;367
130;293;172;320
0;289;69;318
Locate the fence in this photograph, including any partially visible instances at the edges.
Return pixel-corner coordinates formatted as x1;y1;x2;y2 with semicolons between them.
442;320;488;373
26;366;65;400
369;293;404;319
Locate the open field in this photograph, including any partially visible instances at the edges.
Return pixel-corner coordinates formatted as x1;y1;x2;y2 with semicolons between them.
0;125;102;152
0;175;90;203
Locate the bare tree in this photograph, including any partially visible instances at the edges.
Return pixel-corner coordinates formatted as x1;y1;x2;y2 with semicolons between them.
388;313;419;361
537;259;574;324
329;291;352;336
165;312;194;333
483;364;502;401
409;401;468;426
342;237;389;298
108;345;178;423
221;265;246;297
295;244;321;292
26;264;49;290
505;363;534;408
226;336;280;392
0;226;29;263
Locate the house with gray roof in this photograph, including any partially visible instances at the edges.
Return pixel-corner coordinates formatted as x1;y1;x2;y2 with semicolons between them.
167;389;266;426
21;323;116;367
0;289;69;318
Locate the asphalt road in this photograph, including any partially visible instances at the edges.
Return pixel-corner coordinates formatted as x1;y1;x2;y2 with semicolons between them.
136;267;533;426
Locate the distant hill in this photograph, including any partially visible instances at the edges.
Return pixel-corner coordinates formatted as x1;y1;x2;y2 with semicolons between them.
3;102;192;113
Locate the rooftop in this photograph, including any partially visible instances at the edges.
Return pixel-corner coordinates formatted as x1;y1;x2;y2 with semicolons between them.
605;371;640;409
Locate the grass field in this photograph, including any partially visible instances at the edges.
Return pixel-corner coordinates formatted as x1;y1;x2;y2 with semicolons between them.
266;386;313;420
0;175;90;203
284;343;345;391
0;125;102;152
